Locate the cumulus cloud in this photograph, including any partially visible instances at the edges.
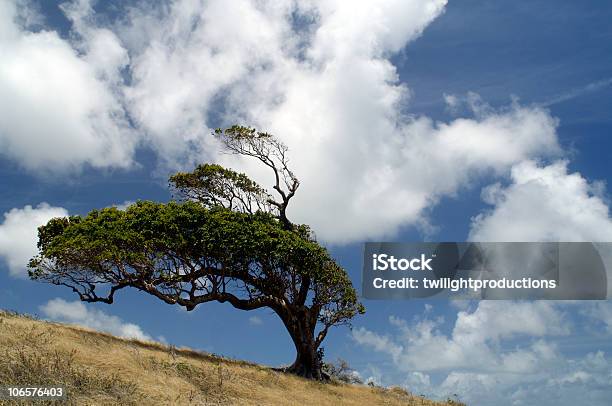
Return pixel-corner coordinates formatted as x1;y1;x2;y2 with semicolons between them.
40;298;152;341
115;0;560;242
0;0;577;245
470;160;612;242
0;0;569;241
14;0;612;245
0;203;68;277
465;160;612;299
353;301;568;373
0;0;135;173
352;302;612;406
444;156;612;405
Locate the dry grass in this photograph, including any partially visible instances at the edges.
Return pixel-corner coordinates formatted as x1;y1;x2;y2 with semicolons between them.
0;310;464;406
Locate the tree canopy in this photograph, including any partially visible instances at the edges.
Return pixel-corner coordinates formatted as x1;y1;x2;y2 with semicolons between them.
29;125;364;379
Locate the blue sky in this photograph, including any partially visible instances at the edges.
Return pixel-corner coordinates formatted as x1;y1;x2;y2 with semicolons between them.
1;1;612;405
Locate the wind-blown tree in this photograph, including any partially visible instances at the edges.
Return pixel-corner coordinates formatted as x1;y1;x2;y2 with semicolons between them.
28;126;364;380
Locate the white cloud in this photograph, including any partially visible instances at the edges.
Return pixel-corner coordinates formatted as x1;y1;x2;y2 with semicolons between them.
583;302;612;334
470;160;612;242
0;0;569;242
40;298;152;341
248;316;263;326
111;200;134;210
466;161;612;299
0;203;68;277
117;0;561;243
352;302;612;406
404;371;431;395
541;77;612;107
6;1;607;244
353;301;568;373
352;327;403;360
0;0;135;173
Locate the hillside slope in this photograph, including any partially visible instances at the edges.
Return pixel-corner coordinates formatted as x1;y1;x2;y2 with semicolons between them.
0;310;462;405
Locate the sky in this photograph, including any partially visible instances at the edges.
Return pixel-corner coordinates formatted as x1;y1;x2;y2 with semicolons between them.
1;0;612;404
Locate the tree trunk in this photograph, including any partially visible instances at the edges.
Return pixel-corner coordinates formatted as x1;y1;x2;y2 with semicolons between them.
279;308;323;380
286;333;321;379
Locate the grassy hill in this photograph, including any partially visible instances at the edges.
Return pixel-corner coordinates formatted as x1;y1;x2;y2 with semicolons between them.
0;310;463;405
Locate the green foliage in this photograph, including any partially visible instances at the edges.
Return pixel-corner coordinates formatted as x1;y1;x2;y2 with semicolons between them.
28;126;363;379
214;125;272;140
29;201;361;320
169;164;273;214
30;201;338;287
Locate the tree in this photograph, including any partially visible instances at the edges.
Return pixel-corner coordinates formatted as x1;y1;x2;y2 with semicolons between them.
323;358;363;384
28;125;364;380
